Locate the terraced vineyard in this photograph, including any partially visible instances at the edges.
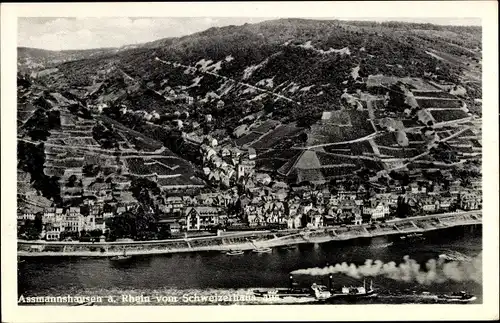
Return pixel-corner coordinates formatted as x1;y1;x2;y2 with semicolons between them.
431;109;471;122
416;98;463;110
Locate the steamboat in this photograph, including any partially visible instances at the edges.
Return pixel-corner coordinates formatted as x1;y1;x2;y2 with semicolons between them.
254;274;378;302
253;275;316;300
312;275;378;301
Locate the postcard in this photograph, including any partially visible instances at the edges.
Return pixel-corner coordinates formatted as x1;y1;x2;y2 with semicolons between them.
1;1;498;322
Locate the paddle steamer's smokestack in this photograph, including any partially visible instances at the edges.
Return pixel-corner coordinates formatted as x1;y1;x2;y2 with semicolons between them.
328;274;333;291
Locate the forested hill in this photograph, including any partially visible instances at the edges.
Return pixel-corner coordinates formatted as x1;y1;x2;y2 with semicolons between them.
19;18;482;130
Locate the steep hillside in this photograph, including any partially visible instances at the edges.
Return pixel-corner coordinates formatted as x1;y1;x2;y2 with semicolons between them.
32;19;480;125
17;47;122;73
17;19;482;207
17;73;204;211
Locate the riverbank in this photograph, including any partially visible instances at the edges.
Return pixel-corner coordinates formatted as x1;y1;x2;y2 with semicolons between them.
18;211;481;257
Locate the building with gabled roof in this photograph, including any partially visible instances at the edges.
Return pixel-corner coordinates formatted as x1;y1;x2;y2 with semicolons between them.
185;206;223;231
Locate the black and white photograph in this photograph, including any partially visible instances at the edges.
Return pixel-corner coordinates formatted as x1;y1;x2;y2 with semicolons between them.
2;1;498;322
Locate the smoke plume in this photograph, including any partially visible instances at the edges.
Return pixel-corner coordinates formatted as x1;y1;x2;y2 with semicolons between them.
291;253;482;285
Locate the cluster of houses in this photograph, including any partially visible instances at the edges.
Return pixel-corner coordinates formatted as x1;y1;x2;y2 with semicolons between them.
18;205;118;241
90;99;214;134
198;138;258;189
18;102;482;241
18;174;482;240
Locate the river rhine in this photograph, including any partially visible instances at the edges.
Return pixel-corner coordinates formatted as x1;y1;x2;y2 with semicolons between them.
18;225;482;305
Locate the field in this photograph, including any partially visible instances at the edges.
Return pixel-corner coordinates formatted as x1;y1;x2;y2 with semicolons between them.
359;159;385;171
296;169;325;183
447;138;474;146
436;129;454;140
250;124;304;149
46;138;67;145
316;152;357;166
323;143;351;150
470;139;482;148
256;158;289;171
126;157;192;176
455;128;477;138
48;159;86;168
276;153;301;175
256;149;299;160
412;91;458;99
157;174;204;187
405;132;425;142
307;110;375;146
322;110;352;126
18;111;35;123
99;115;164;152
323;141;374;156
323;147;352;155
366;75;438;91
452;146;475;155
374;132;400;147
235;131;262;147
251;120;280;133
120;131;163;152
402;119;420;128
255;149;300;172
277;147;386;180
430;109;470;122
62;138;99;146
416;98;463;110
350;141;376;155
377;147;422;159
321;166;359;178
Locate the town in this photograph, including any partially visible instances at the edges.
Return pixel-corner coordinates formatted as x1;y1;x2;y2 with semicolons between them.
17;19;482;245
17;89;482;242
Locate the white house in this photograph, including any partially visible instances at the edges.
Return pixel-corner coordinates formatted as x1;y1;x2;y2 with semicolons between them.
371;202;389;220
309;213;323;228
185;206;221;231
353;213;363;225
19;213;36;221
255;173;272;186
248;147;257;160
287;214;303;229
45;230;61;241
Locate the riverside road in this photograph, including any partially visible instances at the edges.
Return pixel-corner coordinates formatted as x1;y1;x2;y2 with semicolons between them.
17;211;481;257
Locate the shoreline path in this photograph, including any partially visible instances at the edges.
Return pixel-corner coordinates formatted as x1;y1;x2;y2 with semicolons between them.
18;211;481;257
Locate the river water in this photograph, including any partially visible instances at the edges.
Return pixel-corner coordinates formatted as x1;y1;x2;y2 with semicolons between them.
18;225;482;305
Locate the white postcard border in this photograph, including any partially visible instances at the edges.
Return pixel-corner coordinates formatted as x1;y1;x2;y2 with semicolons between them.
2;1;498;322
